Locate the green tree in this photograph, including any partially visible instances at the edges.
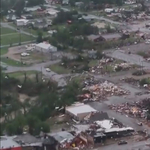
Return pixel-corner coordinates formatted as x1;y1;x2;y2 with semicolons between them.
36;31;43;43
26;115;40;135
6;123;17;135
14;0;25;17
34;122;50;135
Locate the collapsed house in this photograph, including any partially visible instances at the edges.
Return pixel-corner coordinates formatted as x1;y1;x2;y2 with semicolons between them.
82;81;129;101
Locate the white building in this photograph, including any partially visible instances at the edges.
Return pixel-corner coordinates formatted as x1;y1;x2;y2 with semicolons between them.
66;103;97;121
35;42;57;52
16;19;29;26
104;8;114;13
24;6;41;12
45;8;59;17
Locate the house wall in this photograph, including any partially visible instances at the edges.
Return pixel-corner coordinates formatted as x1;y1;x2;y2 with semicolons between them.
35;46;48;52
77;112;91;121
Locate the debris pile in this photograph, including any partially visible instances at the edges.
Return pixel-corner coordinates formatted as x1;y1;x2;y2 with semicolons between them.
113;63;131;71
82;81;129;101
121;77;139;86
109;98;150;119
90;58;114;74
90;58;131;74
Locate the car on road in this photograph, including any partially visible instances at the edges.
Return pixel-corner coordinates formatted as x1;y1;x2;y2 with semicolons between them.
118;140;128;145
46;68;51;72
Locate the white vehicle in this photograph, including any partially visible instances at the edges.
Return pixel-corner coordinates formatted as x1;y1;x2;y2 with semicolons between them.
145;41;150;44
46;68;51;72
21;52;30;57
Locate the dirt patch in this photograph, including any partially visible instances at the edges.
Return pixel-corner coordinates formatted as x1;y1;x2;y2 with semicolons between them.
19;94;29;103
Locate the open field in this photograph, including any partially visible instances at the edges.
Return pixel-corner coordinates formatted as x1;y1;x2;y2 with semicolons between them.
1;27;17;35
1;57;24;66
7;71;40;78
50;63;71;74
1;47;8;55
1;33;34;45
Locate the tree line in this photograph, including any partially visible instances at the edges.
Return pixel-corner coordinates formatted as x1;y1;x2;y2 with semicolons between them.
0;70;81;136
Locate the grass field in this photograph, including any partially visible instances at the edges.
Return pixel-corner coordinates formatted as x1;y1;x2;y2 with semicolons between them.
1;57;24;66
1;27;16;35
1;33;34;45
50;64;71;74
7;71;39;78
88;60;98;67
1;47;8;55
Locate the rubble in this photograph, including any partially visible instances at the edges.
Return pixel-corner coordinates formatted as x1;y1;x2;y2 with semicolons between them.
90;58;132;74
82;81;129;101
121;77;140;86
109;98;150;119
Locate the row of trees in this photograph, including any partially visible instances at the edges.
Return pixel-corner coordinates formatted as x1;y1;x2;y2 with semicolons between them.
0;69;81;136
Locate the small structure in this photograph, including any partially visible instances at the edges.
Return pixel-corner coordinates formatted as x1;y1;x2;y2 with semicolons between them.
104;8;114;13
0;136;21;150
50;131;75;143
35;42;57;53
62;0;69;5
66;103;97;121
13;133;42;147
24;6;41;13
42;136;58;150
45;8;59;17
16;19;29;26
6;14;17;21
88;112;109;123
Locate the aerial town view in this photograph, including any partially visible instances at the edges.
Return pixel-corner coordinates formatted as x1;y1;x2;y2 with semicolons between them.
0;0;150;150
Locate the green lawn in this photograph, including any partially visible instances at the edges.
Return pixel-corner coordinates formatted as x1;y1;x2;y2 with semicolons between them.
7;71;39;78
1;27;16;35
50;64;71;74
88;60;98;67
1;57;23;66
23;28;48;36
1;47;8;55
1;33;34;45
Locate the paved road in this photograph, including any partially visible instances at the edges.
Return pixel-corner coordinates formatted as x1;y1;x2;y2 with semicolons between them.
4;60;69;87
106;50;150;69
94;141;149;150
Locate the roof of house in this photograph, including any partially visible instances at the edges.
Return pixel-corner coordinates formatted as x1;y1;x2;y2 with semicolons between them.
49;131;74;143
13;133;41;144
102;33;121;40
66;103;97;116
42;136;57;145
0;136;21;149
105;127;134;133
95;120;113;130
89;112;109;122
72;125;90;132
